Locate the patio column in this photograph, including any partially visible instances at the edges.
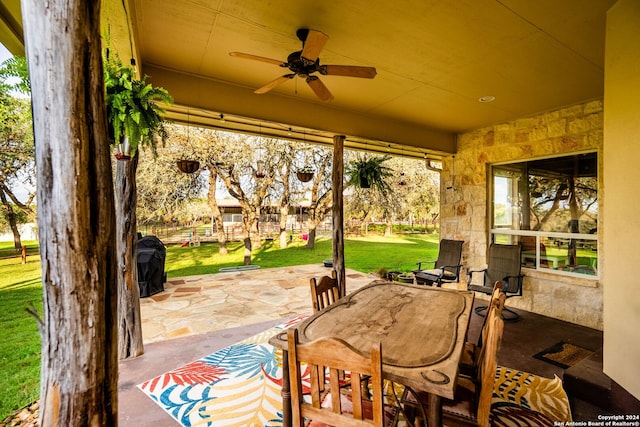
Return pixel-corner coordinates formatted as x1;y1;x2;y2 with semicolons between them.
332;135;346;296
22;0;119;423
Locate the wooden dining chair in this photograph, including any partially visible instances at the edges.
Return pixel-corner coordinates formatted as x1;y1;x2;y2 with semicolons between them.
287;328;393;427
310;270;340;313
400;294;506;427
459;281;504;378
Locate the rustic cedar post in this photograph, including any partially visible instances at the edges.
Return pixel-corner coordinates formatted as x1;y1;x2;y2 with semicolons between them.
22;1;119;424
116;154;144;358
332;135;346;296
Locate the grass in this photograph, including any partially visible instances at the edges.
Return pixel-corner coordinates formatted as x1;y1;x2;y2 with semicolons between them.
0;242;43;420
164;233;440;278
0;233;439;419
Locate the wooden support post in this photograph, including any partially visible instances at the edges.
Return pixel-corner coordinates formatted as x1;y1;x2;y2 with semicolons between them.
332;135;346;296
23;0;118;423
21;245;27;264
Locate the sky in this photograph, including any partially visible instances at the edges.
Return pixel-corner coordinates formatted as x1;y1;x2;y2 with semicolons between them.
0;42;11;63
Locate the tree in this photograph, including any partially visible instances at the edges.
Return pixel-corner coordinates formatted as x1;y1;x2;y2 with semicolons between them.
0;57;36;250
300;146;333;249
22;1;118;423
393;158;440;232
271;141;296;249
197;131;276;264
169;125;230;255
136;135;206;225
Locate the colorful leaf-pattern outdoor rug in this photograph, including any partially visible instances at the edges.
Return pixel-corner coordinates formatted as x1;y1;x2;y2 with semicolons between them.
138;315;307;427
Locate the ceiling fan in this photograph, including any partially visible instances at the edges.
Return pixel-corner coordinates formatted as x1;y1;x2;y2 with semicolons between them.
229;28;377;102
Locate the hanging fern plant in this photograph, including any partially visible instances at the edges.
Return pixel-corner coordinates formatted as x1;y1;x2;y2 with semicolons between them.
346;154;393;195
104;54;173;159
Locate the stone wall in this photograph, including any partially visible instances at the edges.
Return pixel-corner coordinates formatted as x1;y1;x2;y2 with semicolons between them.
440;99;603;330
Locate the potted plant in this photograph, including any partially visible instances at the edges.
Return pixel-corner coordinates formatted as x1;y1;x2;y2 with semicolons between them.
346;154;393;193
104;54;173;159
296;165;315;182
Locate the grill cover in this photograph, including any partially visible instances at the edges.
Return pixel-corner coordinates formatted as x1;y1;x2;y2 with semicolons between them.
137;236;167;297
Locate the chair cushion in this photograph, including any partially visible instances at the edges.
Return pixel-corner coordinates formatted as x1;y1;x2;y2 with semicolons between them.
402;376;478;422
492;366;572;423
490;405;556;426
468;283;494;295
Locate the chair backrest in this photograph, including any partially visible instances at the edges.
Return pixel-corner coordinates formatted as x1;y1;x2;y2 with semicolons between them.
435;239;464;276
310;271;340;313
476;293;506;427
486;243;522;294
287;328;385;427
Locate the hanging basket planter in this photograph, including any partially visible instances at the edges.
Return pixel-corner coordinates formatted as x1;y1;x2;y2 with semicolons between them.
296;171;314;182
176;159;200;173
296;166;315;182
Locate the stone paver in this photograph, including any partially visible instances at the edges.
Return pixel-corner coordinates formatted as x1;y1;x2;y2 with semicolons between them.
140;264;379;343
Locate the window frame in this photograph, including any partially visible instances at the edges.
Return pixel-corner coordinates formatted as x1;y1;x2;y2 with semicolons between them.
489;151;599;280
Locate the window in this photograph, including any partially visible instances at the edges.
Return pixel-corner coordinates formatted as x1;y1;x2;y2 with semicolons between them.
491;152;598;277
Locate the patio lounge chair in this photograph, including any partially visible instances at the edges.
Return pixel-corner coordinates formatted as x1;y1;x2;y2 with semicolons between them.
413;239;464;286
467;243;524;321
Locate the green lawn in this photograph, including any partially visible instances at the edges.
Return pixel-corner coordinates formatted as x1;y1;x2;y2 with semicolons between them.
0;233;439;419
0;242;43;421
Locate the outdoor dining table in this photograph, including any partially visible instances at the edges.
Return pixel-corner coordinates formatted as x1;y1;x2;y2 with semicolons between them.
268;280;475;427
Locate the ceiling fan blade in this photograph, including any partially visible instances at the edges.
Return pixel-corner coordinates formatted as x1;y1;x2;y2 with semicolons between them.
320;65;377;79
306;76;334;102
254;74;295;94
229;52;286;67
301;30;329;62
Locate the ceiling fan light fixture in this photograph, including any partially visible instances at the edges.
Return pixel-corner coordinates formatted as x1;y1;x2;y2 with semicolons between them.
479;95;496;103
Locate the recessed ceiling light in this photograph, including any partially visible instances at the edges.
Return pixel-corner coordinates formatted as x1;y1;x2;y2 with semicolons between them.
479;95;496;103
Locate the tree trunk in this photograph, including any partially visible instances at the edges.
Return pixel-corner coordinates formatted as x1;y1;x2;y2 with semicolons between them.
306;227;317;249
207;169;227;255
0;190;22;249
279;202;290;249
243;235;252;265
384;216;393;236
251;207;262;250
23;1;119;424
116;154;144;359
279;207;289;248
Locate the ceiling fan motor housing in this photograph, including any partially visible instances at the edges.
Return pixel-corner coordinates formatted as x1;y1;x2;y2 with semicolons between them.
286;51;320;76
